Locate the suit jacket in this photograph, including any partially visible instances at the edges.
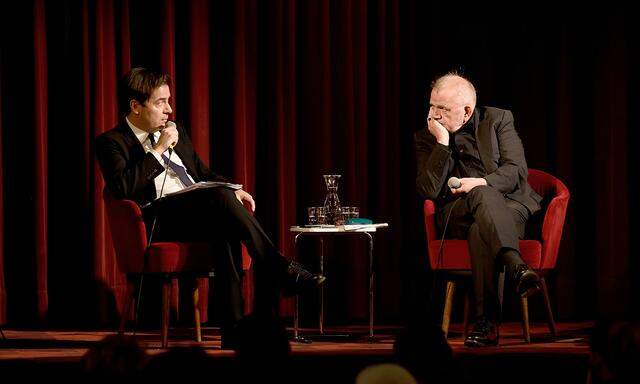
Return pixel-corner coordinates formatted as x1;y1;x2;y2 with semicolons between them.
415;106;542;214
96;121;229;207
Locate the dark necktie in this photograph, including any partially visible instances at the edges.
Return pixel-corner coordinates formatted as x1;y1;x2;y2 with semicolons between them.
147;134;194;187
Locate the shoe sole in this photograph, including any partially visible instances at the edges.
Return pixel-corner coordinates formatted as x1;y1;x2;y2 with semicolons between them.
519;283;541;298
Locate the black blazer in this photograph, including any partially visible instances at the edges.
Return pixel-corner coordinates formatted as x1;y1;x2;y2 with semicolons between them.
415;106;542;215
96;121;229;206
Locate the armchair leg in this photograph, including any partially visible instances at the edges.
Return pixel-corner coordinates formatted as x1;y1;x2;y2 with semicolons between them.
520;296;531;343
193;286;202;343
497;267;505;323
540;277;557;338
442;281;456;338
119;284;135;334
161;279;171;348
463;291;470;340
171;278;180;323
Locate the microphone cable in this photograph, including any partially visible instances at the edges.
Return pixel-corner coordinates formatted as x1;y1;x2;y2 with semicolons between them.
426;194;461;327
436;197;460;271
133;135;175;334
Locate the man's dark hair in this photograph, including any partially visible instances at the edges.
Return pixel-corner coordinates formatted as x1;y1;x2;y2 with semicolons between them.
119;67;171;115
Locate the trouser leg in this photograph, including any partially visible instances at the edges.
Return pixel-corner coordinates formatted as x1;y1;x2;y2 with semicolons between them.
437;187;529;320
467;222;499;319
144;187;288;314
146;187;288;268
465;187;529;319
464;186;523;257
212;241;245;329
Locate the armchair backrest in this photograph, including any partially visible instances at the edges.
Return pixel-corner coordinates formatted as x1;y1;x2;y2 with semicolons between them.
103;189;148;273
526;169;570;270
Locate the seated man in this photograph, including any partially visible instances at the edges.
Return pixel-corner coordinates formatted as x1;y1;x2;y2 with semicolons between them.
96;68;325;348
415;71;542;347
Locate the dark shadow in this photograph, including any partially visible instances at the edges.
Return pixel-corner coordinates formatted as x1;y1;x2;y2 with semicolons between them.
233;313;292;382
81;334;148;378
143;346;216;378
588;319;640;384
0;338;100;349
393;321;465;384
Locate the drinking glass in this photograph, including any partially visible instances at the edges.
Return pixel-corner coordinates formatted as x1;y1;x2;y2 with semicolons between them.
316;207;327;225
307;207;317;225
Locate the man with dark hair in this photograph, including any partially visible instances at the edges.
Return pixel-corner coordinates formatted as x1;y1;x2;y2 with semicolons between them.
96;68;325;348
415;72;542;347
117;67;172;116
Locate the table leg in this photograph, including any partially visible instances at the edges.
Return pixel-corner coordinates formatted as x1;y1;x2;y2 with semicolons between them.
365;232;374;339
292;233;308;343
319;236;325;334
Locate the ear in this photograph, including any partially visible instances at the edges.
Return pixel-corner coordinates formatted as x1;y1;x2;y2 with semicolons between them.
463;105;473;118
130;99;141;115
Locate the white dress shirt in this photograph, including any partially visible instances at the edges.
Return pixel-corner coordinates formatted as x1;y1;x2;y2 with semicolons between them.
126;117;196;198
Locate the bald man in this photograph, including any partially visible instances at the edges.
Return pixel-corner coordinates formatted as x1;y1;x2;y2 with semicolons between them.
415;72;543;347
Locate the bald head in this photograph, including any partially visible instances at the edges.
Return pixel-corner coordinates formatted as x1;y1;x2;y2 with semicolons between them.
431;73;476;111
428;72;477;132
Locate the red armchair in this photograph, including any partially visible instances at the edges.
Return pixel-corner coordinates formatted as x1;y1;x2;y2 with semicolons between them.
104;190;241;348
423;169;570;342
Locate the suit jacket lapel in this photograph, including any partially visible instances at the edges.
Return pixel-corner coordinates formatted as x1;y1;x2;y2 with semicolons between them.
115;122;158;201
474;108;497;174
116;123;147;158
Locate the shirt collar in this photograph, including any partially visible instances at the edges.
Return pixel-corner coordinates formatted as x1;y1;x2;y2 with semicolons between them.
460;111;476;135
454;111;476;136
126;116;155;144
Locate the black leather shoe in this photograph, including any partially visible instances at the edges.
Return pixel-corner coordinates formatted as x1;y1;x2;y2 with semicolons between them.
282;261;326;297
464;317;499;347
512;264;540;297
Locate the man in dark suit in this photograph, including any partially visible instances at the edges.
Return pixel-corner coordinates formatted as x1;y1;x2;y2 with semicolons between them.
96;68;325;348
415;72;542;347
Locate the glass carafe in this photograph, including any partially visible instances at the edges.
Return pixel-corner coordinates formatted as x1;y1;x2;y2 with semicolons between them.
323;174;343;225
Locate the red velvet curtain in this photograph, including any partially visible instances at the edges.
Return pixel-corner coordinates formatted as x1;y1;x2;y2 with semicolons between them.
1;0;639;328
0;34;5;324
89;0;131;324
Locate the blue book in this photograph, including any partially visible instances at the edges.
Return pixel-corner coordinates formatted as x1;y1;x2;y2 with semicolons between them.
345;218;373;225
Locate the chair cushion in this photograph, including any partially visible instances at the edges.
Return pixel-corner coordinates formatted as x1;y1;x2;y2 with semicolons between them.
121;242;215;274
429;240;543;270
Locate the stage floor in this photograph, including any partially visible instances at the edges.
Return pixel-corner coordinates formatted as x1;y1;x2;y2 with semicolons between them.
0;321;592;382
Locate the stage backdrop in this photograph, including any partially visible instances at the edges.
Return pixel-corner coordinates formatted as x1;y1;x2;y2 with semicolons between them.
0;0;638;328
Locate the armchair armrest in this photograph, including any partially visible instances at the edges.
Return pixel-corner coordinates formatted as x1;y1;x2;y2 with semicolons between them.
103;190;148;272
540;189;569;270
423;199;438;243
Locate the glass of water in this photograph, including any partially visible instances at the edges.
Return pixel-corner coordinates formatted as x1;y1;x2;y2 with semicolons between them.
316;207;327;225
307;207;317;225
